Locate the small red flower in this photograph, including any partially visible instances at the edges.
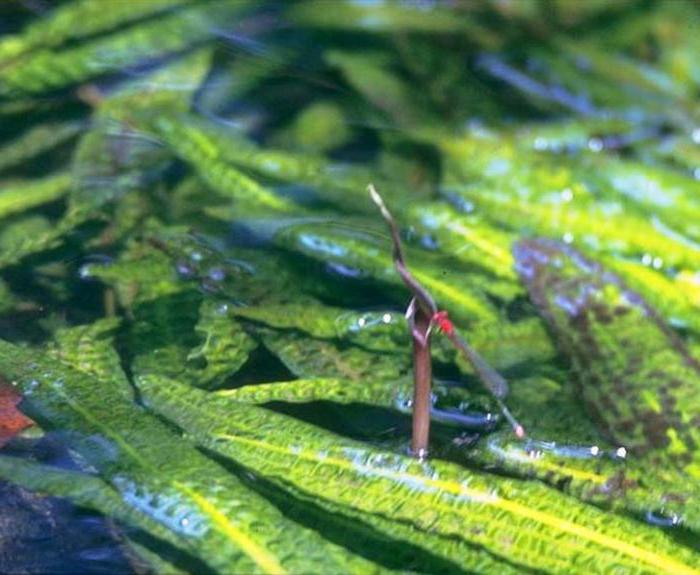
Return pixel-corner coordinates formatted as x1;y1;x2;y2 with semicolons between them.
432;310;454;336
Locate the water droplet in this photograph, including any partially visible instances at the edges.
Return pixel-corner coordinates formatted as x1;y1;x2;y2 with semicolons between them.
563;232;574;244
692;128;700;144
190;251;203;262
614;446;627;459
652;256;663;270
590;445;600;456
78;264;94;280
326;262;364;278
645;510;682;528
420;234;439;250
533;137;548;151
382;313;392;324
216;303;229;315
693;167;700;180
588;137;604;152
357;317;366;328
24;379;40;395
207;267;226;282
176;261;196;278
561;188;574;202
641;253;653;266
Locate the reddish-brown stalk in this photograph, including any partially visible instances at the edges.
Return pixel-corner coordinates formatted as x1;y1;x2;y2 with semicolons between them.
369;184;525;458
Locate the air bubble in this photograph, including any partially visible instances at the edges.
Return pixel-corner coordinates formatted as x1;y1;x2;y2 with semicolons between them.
645;510;682;528
533;137;547;151
207;267;226;282
588;137;604;152
78;264;94;280
24;379;40;395
176;261;196;278
692;128;700;144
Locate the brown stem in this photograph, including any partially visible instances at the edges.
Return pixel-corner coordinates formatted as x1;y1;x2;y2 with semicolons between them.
369;183;525;448
410;305;432;458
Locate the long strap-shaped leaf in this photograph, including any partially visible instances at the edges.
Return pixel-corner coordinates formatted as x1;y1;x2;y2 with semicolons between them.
0;173;72;220
0;3;246;96
136;374;700;575
0;339;379;574
0;0;195;64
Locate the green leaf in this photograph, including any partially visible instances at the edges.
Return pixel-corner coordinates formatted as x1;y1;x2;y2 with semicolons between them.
515;238;700;478
0;174;72;219
185;300;258;389
47;317;132;399
136;373;700;575
0;4;243;96
0;123;81;174
0;0;195;64
0;339;378;574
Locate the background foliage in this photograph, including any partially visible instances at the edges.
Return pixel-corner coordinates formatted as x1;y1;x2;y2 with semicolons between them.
1;1;700;573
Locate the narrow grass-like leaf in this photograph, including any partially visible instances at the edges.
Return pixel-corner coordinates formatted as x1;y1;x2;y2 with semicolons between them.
0;173;71;219
0;4;243;96
136;374;700;575
0;123;82;173
0;0;195;64
0;339;379;574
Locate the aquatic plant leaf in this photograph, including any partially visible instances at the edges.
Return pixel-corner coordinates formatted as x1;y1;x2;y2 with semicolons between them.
0;0;195;64
0;123;82;174
153;116;295;212
149;229;332;306
466;373;700;536
287;1;488;35
258;328;409;381
325;50;434;128
515;238;700;478
218;377;412;410
0;339;380;574
273;221;498;324
0;278;16;314
186;300;258;389
136;374;700;575
83;239;188;308
69;50;213;213
0;206;91;270
232;303;408;352
0;173;71;219
0;3;240;96
276;101;350;154
603;257;700;335
122;539;190;575
48;317;132;399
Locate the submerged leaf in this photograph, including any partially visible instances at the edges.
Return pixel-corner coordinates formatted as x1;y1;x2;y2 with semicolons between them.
137;373;700;575
515;238;700;478
0;174;71;219
0;339;377;574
